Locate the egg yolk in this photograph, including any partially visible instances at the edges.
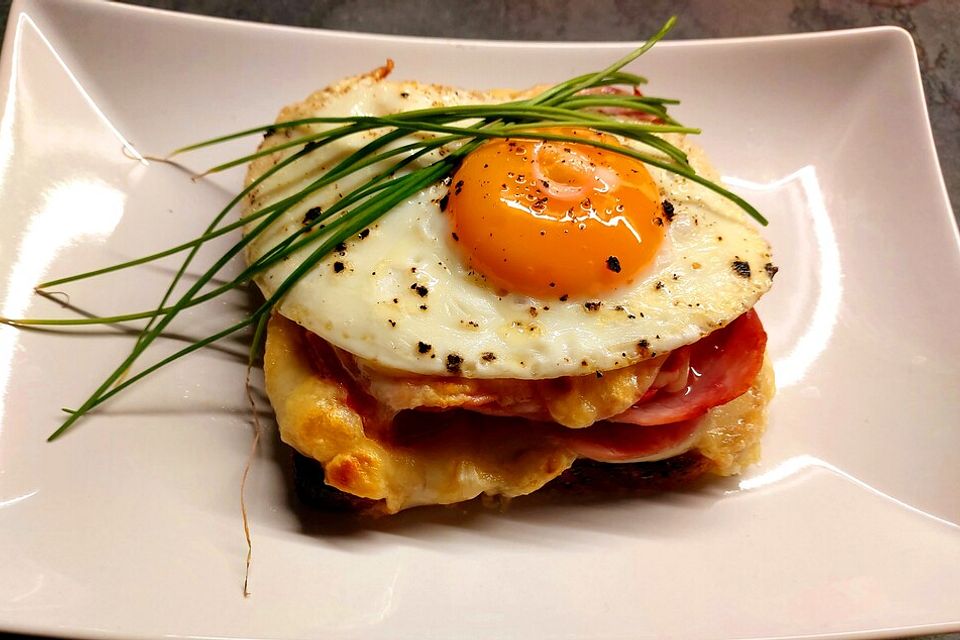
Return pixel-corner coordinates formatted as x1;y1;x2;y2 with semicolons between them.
446;128;666;298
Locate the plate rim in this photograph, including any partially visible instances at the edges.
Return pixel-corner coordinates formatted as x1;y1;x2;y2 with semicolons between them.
0;2;958;640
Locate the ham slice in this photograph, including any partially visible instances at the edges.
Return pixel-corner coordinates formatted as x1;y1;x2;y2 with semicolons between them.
582;86;661;122
610;310;767;426
556;418;702;462
557;311;766;461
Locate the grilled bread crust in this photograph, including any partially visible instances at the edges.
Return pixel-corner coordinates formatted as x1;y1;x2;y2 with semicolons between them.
292;449;713;512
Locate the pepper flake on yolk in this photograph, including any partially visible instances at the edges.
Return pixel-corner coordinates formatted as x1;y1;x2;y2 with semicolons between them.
447;128;666;298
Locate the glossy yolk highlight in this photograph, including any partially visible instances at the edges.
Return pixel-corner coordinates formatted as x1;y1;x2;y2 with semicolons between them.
446;128;666;298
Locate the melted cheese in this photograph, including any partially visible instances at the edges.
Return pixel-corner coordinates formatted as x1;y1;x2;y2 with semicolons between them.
334;346;669;428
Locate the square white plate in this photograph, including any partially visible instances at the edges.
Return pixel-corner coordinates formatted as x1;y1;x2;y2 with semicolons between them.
1;1;958;639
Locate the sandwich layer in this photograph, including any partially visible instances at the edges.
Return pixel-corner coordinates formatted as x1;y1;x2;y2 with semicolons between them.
264;314;775;514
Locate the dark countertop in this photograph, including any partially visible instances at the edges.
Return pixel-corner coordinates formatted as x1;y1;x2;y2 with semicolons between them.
0;2;957;640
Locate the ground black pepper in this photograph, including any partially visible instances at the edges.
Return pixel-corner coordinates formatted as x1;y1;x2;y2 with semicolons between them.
732;260;752;278
662;199;675;222
445;354;463;374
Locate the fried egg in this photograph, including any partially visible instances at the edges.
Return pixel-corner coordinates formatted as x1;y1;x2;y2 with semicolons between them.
244;66;774;379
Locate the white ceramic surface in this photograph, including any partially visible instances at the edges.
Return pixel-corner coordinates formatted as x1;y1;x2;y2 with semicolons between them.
0;1;958;639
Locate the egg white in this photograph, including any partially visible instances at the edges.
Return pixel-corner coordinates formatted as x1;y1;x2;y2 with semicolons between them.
244;67;774;379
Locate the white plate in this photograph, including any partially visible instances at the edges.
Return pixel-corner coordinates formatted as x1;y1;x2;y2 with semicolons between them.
1;1;958;639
